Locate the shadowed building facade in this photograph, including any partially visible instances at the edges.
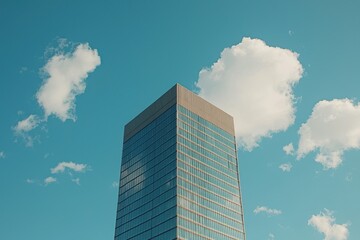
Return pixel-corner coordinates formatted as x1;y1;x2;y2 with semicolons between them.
114;84;246;240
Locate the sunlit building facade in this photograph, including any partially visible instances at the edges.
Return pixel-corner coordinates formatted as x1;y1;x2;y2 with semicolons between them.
115;84;246;240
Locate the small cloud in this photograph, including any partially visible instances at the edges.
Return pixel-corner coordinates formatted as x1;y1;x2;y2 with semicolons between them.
72;178;80;185
112;181;119;188
279;163;292;172
26;178;35;184
44;176;56;185
13;115;42;146
288;30;293;36
0;151;5;159
254;206;282;216
308;209;349;240
297;99;360;169
283;143;295;155
268;233;275;240
37;41;101;121
196;37;303;150
51;161;87;174
14;115;41;133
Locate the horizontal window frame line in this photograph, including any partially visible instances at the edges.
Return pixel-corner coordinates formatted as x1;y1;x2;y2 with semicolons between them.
177;142;237;174
117;195;176;228
178;215;238;240
178;168;240;199
177;105;234;142
178;186;242;219
122;120;176;165
118;170;176;205
177;176;241;207
123;104;176;150
178;158;240;191
119;152;176;196
149;226;177;240
177;226;212;240
177;135;237;167
123;109;176;158
118;176;176;212
117;186;176;219
178;205;243;234
177;151;238;182
177;126;237;162
120;139;176;182
177;118;235;154
117;210;177;238
177;195;243;225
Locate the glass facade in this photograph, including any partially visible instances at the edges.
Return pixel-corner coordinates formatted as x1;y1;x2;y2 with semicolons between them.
115;105;177;240
177;105;245;240
115;85;245;240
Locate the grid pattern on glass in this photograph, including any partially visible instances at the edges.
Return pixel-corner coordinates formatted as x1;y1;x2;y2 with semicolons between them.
177;104;245;240
115;105;177;240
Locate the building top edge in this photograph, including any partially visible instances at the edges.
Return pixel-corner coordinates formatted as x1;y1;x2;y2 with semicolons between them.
124;83;235;141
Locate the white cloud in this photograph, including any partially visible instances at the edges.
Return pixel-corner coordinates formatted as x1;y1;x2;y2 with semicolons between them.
13;115;42;146
44;176;57;185
283;143;295;155
0;151;5;159
297;99;360;169
308;209;349;240
37;42;101;121
14;115;41;133
254;206;282;216
279;163;292;172
196;37;303;150
51;161;87;174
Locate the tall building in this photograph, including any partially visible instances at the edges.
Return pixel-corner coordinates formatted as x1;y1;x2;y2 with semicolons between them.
115;84;246;240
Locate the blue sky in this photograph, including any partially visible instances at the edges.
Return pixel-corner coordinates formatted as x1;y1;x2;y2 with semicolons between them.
0;1;359;239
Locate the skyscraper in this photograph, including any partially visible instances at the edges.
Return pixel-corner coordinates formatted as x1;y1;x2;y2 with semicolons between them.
115;84;246;240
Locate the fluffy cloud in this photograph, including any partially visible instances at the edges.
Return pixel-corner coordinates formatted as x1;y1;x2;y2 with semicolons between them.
51;161;87;174
13;115;41;146
283;143;295;155
37;43;101;121
44;176;57;185
308;209;349;240
196;37;303;150
14;115;41;133
0;151;5;159
297;99;360;169
254;206;282;216
279;163;292;172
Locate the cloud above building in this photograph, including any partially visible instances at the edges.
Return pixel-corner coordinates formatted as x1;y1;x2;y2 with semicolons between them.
308;209;349;240
37;42;101;121
51;161;88;174
254;206;282;216
196;37;303;150
297;99;360;169
13;41;101;146
44;176;57;185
